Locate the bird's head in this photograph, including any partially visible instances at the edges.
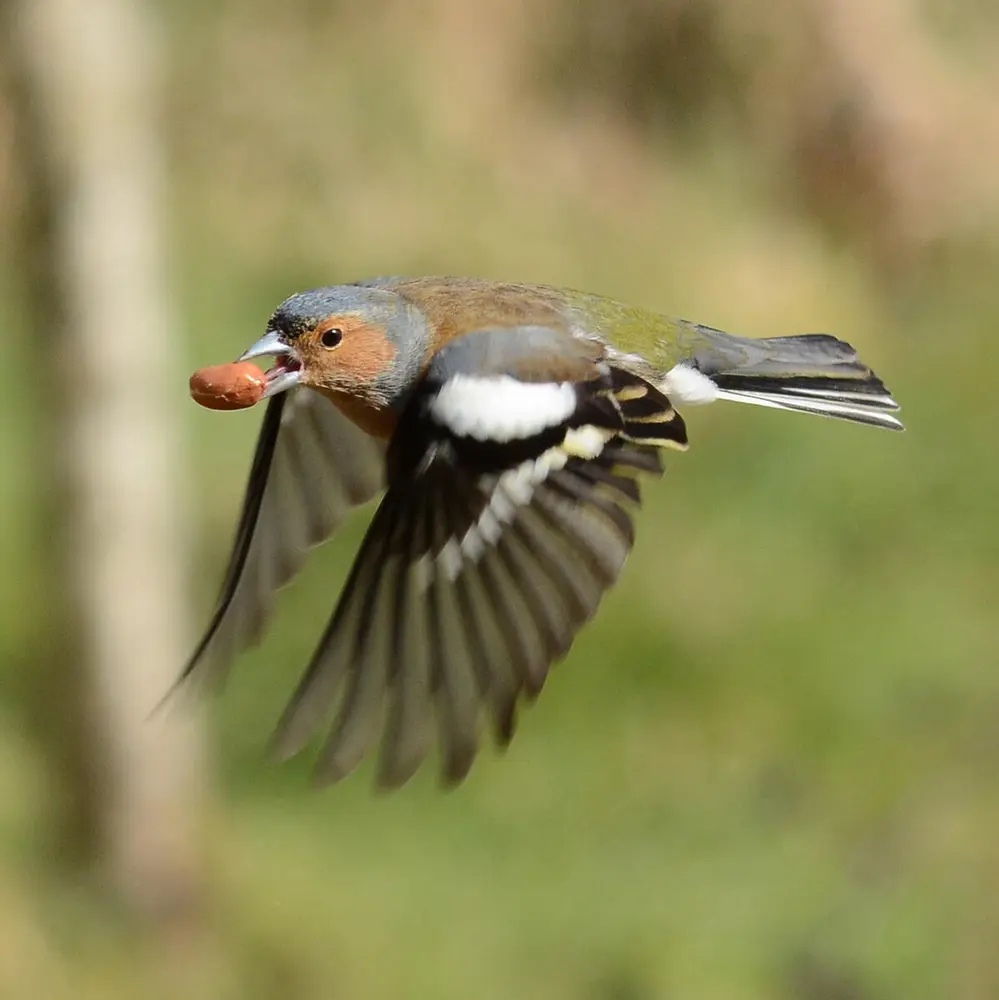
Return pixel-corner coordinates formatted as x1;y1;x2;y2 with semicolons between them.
240;284;430;410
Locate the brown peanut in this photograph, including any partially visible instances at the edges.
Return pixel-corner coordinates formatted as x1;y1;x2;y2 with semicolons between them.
189;362;267;410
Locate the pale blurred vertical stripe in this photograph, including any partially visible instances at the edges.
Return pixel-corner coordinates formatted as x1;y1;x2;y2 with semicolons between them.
13;0;207;931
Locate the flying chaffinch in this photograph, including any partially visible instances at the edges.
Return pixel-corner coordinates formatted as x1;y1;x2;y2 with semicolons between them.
184;276;903;789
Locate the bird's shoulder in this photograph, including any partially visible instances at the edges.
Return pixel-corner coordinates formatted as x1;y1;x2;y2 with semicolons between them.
423;322;605;387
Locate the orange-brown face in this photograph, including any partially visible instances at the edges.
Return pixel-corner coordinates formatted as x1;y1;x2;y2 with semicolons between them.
243;286;425;438
293;313;399;399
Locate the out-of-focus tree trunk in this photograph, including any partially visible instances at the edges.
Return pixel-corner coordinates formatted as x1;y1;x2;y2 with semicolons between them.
9;0;206;928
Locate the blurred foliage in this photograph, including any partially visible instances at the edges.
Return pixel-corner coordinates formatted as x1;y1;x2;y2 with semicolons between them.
1;0;998;998
537;0;999;272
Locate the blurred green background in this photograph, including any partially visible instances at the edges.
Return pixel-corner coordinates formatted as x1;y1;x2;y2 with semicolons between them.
2;1;998;998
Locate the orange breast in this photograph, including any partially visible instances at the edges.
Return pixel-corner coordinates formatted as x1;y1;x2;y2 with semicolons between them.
322;389;398;440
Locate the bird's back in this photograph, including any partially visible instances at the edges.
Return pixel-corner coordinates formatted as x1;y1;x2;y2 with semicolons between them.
378;275;694;374
373;277;900;429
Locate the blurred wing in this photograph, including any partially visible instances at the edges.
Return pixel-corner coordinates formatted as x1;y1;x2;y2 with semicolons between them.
182;389;385;688
268;327;686;789
271;437;663;789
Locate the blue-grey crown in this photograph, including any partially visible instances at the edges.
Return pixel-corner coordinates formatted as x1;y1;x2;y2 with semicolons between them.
269;285;401;339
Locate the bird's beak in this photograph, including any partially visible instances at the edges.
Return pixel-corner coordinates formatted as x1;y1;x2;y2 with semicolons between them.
239;329;302;397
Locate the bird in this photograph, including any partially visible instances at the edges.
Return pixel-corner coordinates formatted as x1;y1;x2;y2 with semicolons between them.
183;276;903;790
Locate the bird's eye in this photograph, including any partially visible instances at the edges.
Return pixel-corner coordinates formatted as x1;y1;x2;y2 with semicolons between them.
321;327;343;349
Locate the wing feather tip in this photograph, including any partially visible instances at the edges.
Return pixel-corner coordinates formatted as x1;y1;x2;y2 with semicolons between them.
375;761;423;791
439;749;478;788
310;751;363;788
268;717;317;763
493;696;519;747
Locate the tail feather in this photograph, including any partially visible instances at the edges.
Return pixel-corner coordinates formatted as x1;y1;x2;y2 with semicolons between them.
682;330;904;431
712;370;903;430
